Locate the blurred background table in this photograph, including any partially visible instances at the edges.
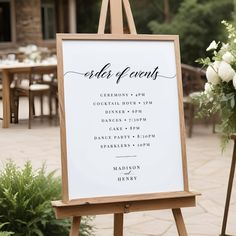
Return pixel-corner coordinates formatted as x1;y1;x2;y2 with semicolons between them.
0;62;57;128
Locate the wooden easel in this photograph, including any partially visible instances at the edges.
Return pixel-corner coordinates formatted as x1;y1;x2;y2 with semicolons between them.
220;134;236;236
52;191;196;236
97;0;137;35
52;1;198;236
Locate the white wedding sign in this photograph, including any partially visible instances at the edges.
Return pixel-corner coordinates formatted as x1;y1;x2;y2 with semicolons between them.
57;35;187;201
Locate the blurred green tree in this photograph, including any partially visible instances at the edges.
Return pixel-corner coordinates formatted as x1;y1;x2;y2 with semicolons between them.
148;0;234;65
130;0;182;33
75;0;183;33
76;0;101;33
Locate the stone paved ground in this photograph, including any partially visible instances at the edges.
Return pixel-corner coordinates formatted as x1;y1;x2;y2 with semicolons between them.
0;97;236;235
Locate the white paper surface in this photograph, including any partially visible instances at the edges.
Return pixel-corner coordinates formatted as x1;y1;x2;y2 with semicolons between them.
62;39;184;200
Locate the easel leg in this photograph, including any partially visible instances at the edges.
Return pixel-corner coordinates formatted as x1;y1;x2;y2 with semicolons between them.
172;208;187;236
220;140;236;236
70;216;81;236
114;213;124;236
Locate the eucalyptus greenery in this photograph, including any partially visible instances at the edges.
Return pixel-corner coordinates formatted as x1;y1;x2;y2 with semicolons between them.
193;21;236;149
0;161;93;236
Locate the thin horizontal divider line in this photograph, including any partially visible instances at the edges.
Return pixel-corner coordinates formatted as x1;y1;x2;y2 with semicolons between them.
158;74;176;79
115;155;137;158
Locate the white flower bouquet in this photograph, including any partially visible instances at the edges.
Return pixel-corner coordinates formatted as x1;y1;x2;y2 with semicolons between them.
193;21;236;148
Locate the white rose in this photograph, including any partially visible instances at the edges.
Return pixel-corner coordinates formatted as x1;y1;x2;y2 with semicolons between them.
206;61;220;85
221;43;229;50
204;82;212;93
206;40;218;51
233;74;236;89
222;51;234;64
218;61;235;82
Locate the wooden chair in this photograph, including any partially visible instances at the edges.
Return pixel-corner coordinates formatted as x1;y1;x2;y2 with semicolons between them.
181;64;206;137
41;66;58;122
13;65;57;128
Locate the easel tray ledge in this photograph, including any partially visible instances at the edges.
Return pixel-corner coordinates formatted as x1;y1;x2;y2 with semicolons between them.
52;191;199;206
52;191;199;219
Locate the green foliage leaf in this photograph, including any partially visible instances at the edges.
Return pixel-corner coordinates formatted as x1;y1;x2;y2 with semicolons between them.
230;96;235;108
196;57;211;65
0;161;94;236
0;223;14;236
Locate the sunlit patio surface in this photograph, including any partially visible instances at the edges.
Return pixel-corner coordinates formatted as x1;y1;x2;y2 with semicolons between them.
0;98;236;236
